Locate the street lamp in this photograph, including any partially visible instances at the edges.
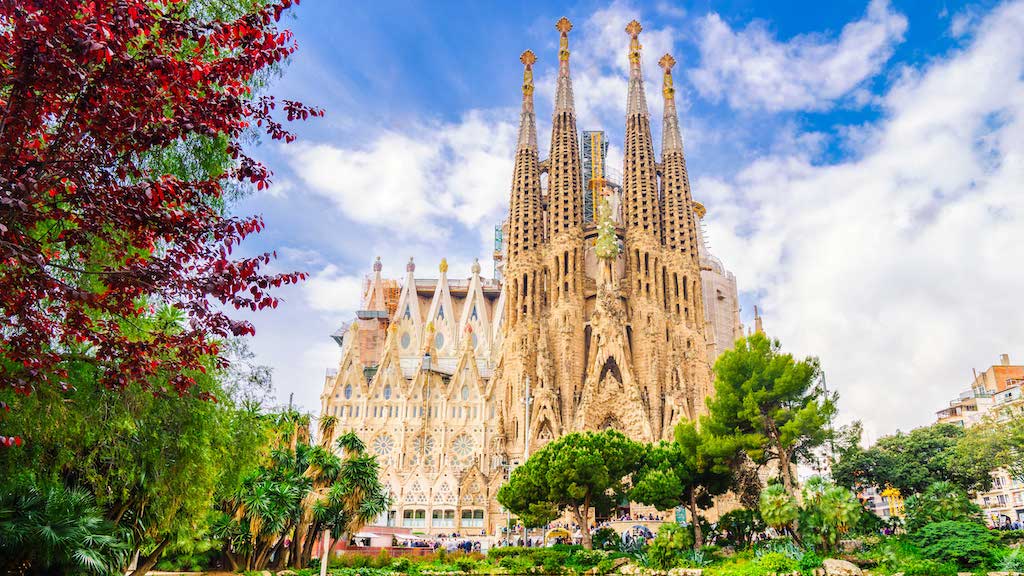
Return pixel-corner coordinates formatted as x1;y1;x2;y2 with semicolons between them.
422;352;432;372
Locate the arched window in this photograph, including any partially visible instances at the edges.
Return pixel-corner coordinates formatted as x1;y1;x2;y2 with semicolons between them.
344;384;352;399
461;385;470;401
383;385;392;400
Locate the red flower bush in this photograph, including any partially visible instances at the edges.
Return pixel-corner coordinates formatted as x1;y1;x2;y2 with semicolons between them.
0;0;319;427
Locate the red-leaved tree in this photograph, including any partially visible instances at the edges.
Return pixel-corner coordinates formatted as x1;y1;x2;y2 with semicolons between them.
0;0;320;445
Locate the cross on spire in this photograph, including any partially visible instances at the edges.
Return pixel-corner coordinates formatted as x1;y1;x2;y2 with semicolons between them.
659;53;675;72
660;53;676;101
557;17;573;65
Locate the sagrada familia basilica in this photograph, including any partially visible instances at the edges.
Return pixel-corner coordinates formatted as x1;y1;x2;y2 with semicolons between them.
320;19;745;535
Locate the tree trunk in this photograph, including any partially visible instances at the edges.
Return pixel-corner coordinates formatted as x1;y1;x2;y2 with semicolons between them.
269;538;288;570
778;449;798;500
253;539;274;571
298;524;321;568
128;538;168;576
224;548;240;572
572;502;592;550
688;490;703;549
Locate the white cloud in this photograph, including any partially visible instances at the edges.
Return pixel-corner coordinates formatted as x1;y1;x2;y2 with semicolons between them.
701;0;1024;435
535;2;677;136
691;0;908;111
303;264;364;314
283;110;517;238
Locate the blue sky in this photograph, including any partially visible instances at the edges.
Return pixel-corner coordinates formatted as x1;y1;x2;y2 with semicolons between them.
234;0;1024;442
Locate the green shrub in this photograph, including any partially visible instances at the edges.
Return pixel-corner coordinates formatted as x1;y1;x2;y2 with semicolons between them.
567;548;607;570
797;550;823;574
498;554;533;574
372;549;393;568
648;523;695;570
682;548;712;567
327;568;398;576
718;508;765;549
487;546;530;560
532;547;571;573
913;520;1000;567
997;546;1024;572
1000;529;1024;545
897;557;959;576
390;557;412;572
753;538;803;562
851;508;885;536
903;481;984;533
592;527;621;551
756;551;797;573
704;557;772;576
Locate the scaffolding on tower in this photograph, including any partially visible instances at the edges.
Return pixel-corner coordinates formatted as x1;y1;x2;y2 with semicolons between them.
581;131;606;221
581;130;622;222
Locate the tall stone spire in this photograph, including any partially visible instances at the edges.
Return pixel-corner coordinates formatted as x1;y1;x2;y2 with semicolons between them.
626;20;649;117
553;17;575;113
658;53;698;260
507;50;543;260
516;50;539;151
622;20;661;239
548;17;584;241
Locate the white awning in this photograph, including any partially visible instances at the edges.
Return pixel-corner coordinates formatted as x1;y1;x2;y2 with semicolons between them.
354;532;382;538
393;533;425;541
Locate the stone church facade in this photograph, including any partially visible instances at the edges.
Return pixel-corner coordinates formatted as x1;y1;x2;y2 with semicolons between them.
319;19;742;536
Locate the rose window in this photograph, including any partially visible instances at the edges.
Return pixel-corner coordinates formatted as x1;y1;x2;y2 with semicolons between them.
452;434;474;456
372;434;395;458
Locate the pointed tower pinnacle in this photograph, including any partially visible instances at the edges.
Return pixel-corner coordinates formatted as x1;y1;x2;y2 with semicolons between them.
626;20;648;117
548;17;584;243
554;17;575;113
517;50;538;150
659;53;697;260
506;50;544;261
623;20;661;240
659;54;682;153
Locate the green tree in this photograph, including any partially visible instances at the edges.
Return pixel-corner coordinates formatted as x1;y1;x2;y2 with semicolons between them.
630;421;731;548
717;508;764;549
913;521;1000;568
0;482;130;576
497;430;643;550
903;481;984;533
0;348;272;575
798;476;862;553
759;483;799;540
647;523;694;570
704;334;835;498
957;416;1024;486
832;423;992;495
215;415;389;570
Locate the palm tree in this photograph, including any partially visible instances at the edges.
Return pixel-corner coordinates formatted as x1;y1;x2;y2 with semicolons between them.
0;483;130;575
219;416;389;570
291;429;389;567
759;483;799;542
